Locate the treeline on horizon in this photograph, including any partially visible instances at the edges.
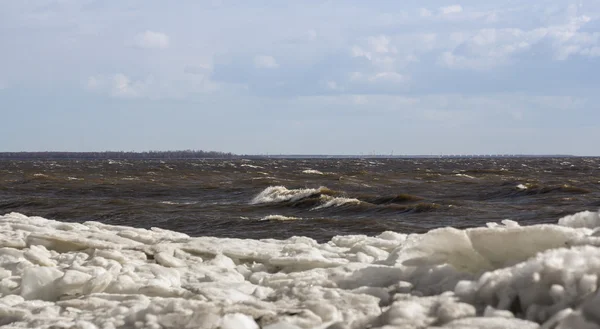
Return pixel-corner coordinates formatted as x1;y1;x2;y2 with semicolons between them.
0;151;579;160
0;150;238;160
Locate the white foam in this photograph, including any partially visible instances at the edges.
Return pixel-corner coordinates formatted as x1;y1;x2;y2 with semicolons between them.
558;210;600;229
160;201;198;205
312;196;362;210
2;210;600;328
261;215;301;221
251;186;326;204
242;164;263;169
302;169;324;175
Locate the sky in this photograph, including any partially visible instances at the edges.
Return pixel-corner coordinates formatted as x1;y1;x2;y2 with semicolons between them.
1;0;599;155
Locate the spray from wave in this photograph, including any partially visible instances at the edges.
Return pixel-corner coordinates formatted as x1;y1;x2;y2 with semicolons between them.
250;186;334;204
312;195;362;210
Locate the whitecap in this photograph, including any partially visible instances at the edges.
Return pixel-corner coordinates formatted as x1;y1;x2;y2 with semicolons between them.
302;169;324;175
250;186;326;204
260;215;301;221
241;164;263;169
160;201;198;206
312;195;361;210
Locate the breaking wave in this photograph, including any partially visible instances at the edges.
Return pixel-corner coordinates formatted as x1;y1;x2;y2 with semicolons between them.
250;186;336;205
312;195;362;210
251;186;439;214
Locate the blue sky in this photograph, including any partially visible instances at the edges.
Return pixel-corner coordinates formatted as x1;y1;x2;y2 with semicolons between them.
1;0;599;155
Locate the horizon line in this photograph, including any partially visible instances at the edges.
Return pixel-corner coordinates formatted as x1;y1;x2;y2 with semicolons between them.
0;151;591;159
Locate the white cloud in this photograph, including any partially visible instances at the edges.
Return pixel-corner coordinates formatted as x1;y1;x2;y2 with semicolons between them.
419;8;432;17
440;5;463;15
368;72;408;84
325;81;340;90
112;73;140;98
581;47;600;57
254;55;279;69
368;36;394;54
84;74;144;98
84;71;221;99
351;46;372;60
135;31;169;49
437;14;598;69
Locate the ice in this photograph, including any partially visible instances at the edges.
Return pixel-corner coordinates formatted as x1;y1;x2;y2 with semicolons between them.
3;210;600;328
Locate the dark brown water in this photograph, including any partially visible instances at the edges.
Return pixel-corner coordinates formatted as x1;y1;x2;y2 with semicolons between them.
1;158;599;241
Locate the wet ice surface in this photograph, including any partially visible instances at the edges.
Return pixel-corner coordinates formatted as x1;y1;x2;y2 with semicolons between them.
3;211;600;328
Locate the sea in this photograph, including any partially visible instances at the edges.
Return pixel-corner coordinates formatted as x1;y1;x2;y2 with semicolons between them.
1;157;598;241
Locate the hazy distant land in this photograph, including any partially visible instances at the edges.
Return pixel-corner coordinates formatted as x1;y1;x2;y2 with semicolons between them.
0;151;577;160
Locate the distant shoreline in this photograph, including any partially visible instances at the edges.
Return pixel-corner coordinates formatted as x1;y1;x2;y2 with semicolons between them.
0;151;583;160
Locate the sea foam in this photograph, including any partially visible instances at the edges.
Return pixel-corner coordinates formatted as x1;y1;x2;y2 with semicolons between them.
2;211;600;328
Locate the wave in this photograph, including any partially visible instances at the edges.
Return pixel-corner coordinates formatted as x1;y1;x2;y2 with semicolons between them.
159;201;198;206
302;169;324;175
312;195;362;210
251;186;439;214
250;186;335;205
241;164;263;169
362;193;423;205
479;183;591;201
260;214;302;221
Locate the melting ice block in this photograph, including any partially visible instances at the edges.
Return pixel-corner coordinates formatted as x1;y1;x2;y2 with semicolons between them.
2;211;600;328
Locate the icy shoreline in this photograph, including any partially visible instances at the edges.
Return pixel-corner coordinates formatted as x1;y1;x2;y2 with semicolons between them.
2;211;600;328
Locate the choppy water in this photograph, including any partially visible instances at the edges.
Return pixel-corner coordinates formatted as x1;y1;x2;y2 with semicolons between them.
1;157;599;241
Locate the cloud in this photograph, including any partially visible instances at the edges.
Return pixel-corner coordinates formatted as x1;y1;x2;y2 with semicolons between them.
419;8;432;18
254;55;279;69
436;14;598;69
368;72;408;84
87;73;149;98
111;74;140;98
440;5;463;15
84;71;221;99
325;80;340;90
135;31;169;49
368;36;394;54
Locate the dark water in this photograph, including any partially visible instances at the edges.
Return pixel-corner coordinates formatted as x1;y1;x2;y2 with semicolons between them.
1;158;599;241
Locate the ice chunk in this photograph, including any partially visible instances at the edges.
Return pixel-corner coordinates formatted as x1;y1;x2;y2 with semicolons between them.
221;313;259;329
20;267;64;301
443;317;539;329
